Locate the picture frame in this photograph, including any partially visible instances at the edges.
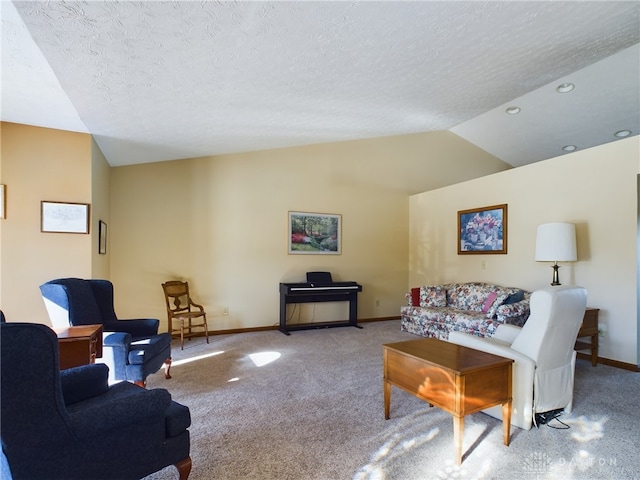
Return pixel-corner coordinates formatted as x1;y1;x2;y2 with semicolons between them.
98;220;107;254
288;211;341;255
0;184;5;219
41;201;90;234
458;204;507;254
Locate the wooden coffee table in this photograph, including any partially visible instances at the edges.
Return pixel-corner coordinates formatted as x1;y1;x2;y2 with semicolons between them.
383;338;513;464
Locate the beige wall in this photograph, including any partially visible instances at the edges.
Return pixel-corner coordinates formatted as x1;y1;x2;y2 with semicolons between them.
409;136;639;365
110;132;509;331
1;121;638;365
91;139;111;279
0;123;3;306
1;125;507;327
0;122;93;323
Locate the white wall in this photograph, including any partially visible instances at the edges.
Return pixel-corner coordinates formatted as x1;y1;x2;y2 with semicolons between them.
91;138;111;279
409;137;639;365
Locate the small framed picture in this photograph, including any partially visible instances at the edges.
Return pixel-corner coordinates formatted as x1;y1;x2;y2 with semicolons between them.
41;201;90;234
0;184;5;219
458;204;507;254
288;211;341;255
98;220;107;254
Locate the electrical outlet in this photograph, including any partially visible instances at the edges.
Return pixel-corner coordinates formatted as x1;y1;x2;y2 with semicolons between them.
375;299;380;307
481;260;487;269
223;307;229;316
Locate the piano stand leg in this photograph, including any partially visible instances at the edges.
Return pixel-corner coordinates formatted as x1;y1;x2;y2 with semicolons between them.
279;327;291;336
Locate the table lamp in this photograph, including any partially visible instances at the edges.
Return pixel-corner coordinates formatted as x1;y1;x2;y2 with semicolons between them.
535;222;577;286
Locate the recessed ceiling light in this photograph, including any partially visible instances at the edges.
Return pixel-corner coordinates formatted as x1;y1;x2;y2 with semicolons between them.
614;130;632;138
505;106;521;115
562;145;577;152
556;83;575;93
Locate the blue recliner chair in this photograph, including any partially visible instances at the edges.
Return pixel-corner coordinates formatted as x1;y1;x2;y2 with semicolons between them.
0;322;191;480
40;278;172;386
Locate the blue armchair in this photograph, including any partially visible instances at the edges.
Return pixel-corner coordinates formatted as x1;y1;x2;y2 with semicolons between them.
0;322;191;480
40;278;172;387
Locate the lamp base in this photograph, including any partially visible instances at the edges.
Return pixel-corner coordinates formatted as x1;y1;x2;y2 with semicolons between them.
550;263;561;286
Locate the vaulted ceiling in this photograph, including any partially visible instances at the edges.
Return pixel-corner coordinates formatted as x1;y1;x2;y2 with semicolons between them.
2;1;639;168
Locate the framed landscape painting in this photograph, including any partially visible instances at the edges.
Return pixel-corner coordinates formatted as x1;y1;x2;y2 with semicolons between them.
288;211;341;255
458;204;507;254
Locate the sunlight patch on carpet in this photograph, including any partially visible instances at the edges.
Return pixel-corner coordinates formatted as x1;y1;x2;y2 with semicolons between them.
353;428;442;479
171;350;224;367
567;415;608;442
249;351;281;367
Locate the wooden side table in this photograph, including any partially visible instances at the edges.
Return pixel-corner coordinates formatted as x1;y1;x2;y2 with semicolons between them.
55;325;103;370
575;308;599;366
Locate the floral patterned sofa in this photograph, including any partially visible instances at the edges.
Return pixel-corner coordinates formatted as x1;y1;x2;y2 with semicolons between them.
400;282;531;340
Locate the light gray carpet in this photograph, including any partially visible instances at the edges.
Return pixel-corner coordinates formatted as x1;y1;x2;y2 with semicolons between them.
145;320;639;480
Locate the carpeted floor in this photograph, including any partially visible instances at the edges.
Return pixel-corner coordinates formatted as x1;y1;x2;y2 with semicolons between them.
145;320;640;480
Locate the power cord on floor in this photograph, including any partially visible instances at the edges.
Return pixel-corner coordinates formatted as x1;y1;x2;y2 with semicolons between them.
546;416;570;429
534;408;570;429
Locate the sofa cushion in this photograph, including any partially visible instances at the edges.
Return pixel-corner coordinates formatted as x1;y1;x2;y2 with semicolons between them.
485;291;511;318
496;294;531;326
400;305;501;340
504;290;525;304
419;286;447;308
447;283;499;312
410;287;420;306
482;292;498;314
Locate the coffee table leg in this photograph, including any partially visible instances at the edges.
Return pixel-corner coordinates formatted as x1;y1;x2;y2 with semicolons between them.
502;400;512;446
384;380;391;420
453;415;464;465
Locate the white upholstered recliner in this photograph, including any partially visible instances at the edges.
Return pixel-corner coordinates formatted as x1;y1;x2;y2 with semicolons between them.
448;285;587;430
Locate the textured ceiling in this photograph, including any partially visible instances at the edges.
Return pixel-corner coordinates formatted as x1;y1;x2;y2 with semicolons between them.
2;1;639;167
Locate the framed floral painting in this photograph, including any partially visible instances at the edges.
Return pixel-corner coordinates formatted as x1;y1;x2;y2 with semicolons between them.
458;204;507;254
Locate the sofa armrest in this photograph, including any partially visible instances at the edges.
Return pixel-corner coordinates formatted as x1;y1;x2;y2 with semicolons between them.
67;387;172;438
60;364;110;406
103;318;159;337
496;299;529;318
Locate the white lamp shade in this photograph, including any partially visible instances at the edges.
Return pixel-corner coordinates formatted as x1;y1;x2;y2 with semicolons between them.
535;223;577;262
